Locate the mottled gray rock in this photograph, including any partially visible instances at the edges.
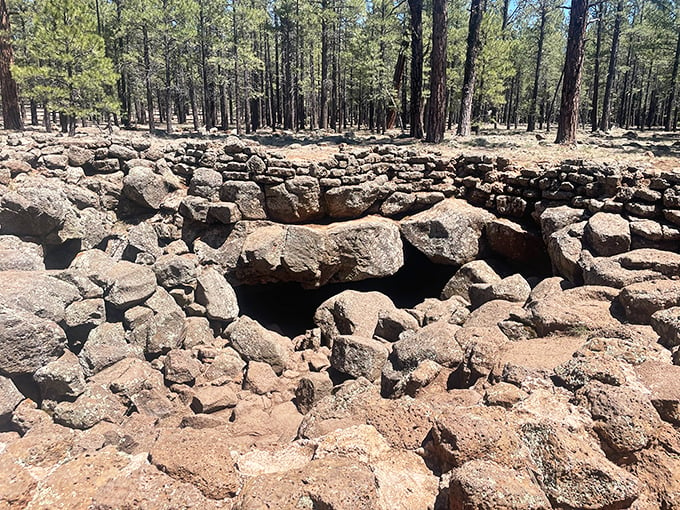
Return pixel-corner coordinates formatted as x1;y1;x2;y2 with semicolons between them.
207;202;242;224
324;181;382;219
179;196;211;222
468;274;531;308
584;212;631;256
0;304;67;376
67;145;95;167
0;185;71;238
295;372;334;414
0;271;80;322
220;181;267;220
486;218;548;267
538;205;588;239
265;176;324;223
392;321;463;370
164;350;203;385
33;351;87;401
103;260;157;310
0;376;23;425
189;167;223;200
547;222;586;284
651;307;680;348
52;384;127;429
195;267;239;322
79;322;142;377
182;317;215;349
400;198;495;265
0;235;44;271
153;254;198;289
122;167;169;209
619;279;680;324
330;335;389;380
441;260;502;301
224;316;291;374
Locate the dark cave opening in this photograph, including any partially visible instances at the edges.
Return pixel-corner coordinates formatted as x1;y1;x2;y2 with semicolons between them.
235;241;551;339
43;239;82;270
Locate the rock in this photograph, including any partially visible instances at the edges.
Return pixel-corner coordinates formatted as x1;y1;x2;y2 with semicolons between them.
412;296;470;325
225;316;291;374
468;273;531;308
0;271;80;322
234;456;379;510
651;307;680;348
484;382;528;408
33;351;87;401
52;384;127;429
547;222;586;284
619;279;680;324
91;357;164;403
67;145;95;167
584;212;631;256
208;201;242;224
324;181;381;218
108;143;138;160
152;254;198;288
125;287;186;356
189;167;223;200
63;298;106;343
150;427;241;499
520;421;640;510
374;307;419;342
0;376;23;425
190;385;239;413
635;361;680;426
0;235;44;271
440;260;501;301
538;205;588;238
221;180;267;220
243;361;279;394
124;221;162;261
195;267;239;322
246;154;266;172
164;349;202;385
0;304;67;377
401;198;495;265
528;285;622;336
0;452;36;508
202;348;246;384
295;372;334;414
104;260;157;309
450;460;551;510
486;218;549;268
330;335;389;380
181;316;215;349
392;321;463;370
581;381;659;455
582;248;680;288
265;176;324;222
122;167;168;209
314;290;402;345
0;184;72;239
554;352;626;390
179;195;210;222
79;322;142;377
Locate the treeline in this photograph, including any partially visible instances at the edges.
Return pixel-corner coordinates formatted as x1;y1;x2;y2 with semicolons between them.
0;0;679;143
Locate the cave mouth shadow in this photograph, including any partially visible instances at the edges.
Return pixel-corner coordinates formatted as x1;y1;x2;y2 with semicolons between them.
234;242;550;339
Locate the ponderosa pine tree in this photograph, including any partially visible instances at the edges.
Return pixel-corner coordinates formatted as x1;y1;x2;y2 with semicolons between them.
425;0;447;142
13;0;118;134
457;0;483;136
0;0;22;130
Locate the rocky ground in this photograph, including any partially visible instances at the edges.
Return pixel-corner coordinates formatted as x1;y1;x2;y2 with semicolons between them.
0;130;680;509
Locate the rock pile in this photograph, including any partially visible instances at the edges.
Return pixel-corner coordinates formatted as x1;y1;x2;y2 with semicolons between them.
0;132;679;509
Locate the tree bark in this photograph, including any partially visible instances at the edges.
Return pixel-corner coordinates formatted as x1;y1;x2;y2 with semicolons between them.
665;30;680;130
457;0;483;137
320;0;330;129
425;0;447;142
408;0;424;138
599;0;623;132
142;25;155;133
528;1;547;132
0;0;22;130
555;0;589;144
590;2;604;131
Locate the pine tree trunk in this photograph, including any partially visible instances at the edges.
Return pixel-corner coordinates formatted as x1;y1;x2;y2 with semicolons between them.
320;0;330;129
425;0;447;142
555;0;588;144
0;0;22;130
408;0;424;138
590;3;604;131
143;25;155;133
457;0;483;137
164;48;173;134
665;30;680;130
599;0;623;132
189;75;200;131
528;2;547;132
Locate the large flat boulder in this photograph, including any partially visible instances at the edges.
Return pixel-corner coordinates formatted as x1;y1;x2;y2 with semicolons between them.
400;198;495;265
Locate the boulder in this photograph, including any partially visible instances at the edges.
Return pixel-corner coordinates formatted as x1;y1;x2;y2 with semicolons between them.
189;167;222;200
0;376;23;425
0;235;44;271
195;267;239;322
468;274;531;308
265;176;323;222
220;180;267;220
486;218;549;268
635;361;680;426
584;212;631;256
324;181;382;218
125;288;186;356
52;384;127;429
295;372;334;414
547;222;586;284
650;307;680;348
449;460;551;510
400;198;495;265
581;248;680;288
79;322;142;377
538;205;588;238
441;260;502;301
0;271;80;323
164;349;202;385
392;321;463;370
225;316;291;374
152;254;198;288
104;260;157;309
190;385;239;413
619;279;680;324
0;304;67;376
33;351;87;400
330;335;389;380
243;361;279;394
122;167;168;209
0;184;71;239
